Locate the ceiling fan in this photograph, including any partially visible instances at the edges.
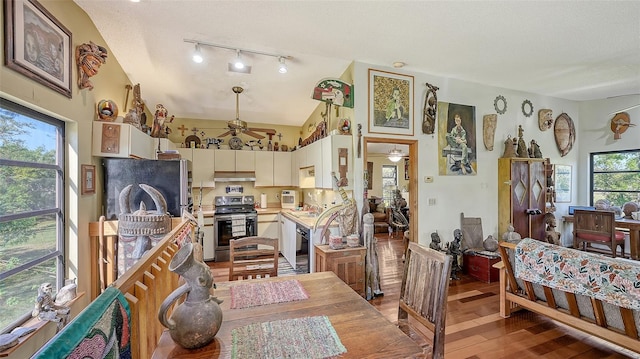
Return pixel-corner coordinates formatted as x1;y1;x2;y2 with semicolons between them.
218;86;276;140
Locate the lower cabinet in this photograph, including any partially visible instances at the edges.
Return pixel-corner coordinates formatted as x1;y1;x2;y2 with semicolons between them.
314;244;365;296
258;213;280;239
280;215;297;269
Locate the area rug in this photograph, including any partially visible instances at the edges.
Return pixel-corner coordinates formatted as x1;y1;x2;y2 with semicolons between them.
231;316;346;359
230;279;309;309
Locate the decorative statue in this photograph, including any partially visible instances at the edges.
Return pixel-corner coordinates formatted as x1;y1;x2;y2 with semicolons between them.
76;41;108;90
150;104;174;138
544;213;561;245
363;213;383;299
429;232;443;251
118;184;171;274
447;229;463;280
422;82;439;134
528;139;543;158
516;125;529;158
131;83;148;132
501;136;517;158
314;172;359;242
623;201;640;218
159;242;223;349
502;224;522;243
32;283;70;332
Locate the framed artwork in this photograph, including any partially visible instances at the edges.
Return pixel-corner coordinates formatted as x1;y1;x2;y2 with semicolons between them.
554;164;572;203
404;158;409;180
3;0;72;98
368;69;414;136
81;164;96;195
437;102;477;176
367;161;373;190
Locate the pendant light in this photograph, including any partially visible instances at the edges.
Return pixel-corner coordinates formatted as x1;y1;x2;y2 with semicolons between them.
387;146;404;162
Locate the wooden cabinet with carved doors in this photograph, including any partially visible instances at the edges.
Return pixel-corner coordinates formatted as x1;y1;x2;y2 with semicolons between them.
498;158;547;241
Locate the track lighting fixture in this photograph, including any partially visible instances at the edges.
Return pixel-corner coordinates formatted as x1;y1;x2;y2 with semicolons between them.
278;57;288;74
192;43;203;63
184;39;292;74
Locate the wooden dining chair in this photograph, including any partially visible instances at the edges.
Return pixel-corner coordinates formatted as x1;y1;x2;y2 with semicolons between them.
573;209;626;257
229;236;279;281
398;242;452;359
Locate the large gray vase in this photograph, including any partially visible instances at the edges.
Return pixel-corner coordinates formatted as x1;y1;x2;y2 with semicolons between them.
158;242;223;349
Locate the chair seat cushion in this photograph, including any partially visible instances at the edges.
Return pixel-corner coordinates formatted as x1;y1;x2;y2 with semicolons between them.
578;231;626;242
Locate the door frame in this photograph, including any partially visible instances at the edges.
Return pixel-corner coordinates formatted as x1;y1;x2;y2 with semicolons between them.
363;137;418;245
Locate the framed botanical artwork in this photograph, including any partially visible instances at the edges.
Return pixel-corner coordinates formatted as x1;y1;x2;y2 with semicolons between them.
3;0;72;98
554;164;572;203
368;69;414;136
81;164;96;195
437;102;477;176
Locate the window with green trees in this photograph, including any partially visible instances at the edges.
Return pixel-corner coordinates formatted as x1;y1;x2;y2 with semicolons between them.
590;149;640;207
0;98;65;333
382;165;397;207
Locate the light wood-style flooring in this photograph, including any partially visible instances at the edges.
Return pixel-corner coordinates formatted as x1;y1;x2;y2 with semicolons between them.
208;232;637;358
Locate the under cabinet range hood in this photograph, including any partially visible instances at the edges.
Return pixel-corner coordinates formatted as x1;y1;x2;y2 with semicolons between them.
213;172;256;182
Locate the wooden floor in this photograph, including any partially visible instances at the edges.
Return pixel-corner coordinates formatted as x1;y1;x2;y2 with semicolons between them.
208;232;637;358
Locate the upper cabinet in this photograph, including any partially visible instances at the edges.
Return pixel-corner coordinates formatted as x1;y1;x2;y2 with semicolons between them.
214;149;255;172
92;121;154;159
296;135;353;190
255;151;292;187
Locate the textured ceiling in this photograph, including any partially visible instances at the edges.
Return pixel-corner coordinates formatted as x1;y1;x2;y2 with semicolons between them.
74;1;640;127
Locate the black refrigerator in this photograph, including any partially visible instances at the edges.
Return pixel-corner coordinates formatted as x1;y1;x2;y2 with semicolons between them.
102;158;192;220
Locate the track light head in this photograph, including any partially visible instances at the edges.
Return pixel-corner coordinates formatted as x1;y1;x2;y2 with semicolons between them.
192;43;203;63
278;57;288;74
233;50;245;69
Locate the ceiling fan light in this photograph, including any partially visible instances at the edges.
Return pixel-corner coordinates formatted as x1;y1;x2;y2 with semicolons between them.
388;147;404;162
278;57;288;74
192;44;203;63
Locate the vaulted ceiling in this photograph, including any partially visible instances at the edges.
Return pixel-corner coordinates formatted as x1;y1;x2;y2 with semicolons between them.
74;0;640;127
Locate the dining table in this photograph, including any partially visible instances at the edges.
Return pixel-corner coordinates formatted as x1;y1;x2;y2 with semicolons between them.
562;215;640;260
152;271;424;358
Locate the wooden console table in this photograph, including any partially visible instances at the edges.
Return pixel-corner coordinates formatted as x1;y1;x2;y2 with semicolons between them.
315;244;366;296
563;215;640;260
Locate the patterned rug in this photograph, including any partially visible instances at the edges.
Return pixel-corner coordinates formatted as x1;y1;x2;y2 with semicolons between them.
230;279;309;309
231;316;346;359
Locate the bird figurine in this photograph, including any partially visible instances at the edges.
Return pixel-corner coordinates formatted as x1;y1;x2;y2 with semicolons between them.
610;112;635;140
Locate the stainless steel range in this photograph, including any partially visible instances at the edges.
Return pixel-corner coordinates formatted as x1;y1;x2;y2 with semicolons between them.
213;195;257;262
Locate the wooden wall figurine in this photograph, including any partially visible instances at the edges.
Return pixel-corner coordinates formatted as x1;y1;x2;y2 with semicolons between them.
610;112;635;140
554;113;575;157
501;136;517;158
422;82;439;134
516;125;529;158
76;42;107;91
538;109;553;131
482;114;497;151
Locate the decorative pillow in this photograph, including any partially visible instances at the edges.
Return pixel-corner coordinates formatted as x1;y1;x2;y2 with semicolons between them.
376;203;386;213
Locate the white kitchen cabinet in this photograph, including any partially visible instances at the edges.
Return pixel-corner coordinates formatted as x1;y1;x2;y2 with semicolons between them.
306;141;324;187
201;214;215;261
273;152;292;186
192;149;216;187
258;213;280;239
92;121;155;159
254;151;275;187
280;215;297;269
214;149;255;172
321;135;353;190
176;148;193;161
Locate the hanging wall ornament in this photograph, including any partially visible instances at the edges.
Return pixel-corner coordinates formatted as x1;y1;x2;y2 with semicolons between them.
554;113;576;157
422;82;439;134
482;114;497;151
538;109;553;131
494;95;507;115
521;99;533;117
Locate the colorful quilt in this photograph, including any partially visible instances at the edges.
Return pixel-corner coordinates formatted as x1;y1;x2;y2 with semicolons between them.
515;237;640;310
32;287;131;359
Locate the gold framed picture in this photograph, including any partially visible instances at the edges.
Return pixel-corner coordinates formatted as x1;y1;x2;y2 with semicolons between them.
368;69;414;136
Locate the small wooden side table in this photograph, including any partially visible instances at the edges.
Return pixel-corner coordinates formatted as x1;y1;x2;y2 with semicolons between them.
314;244;365;296
463;252;500;283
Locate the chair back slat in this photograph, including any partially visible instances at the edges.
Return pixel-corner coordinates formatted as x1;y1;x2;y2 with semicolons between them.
573;209;624;257
229;236;279;281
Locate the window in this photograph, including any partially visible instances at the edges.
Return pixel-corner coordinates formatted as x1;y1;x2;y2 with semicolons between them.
0;98;65;333
381;165;397;207
590;149;640;207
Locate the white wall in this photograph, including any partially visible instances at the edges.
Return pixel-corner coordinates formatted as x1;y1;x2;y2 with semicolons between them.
351;61;584;247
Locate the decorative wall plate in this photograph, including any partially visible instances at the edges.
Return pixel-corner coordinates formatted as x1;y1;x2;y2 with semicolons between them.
553;113;575;157
521;99;533;117
229;136;244;150
494;95;507;115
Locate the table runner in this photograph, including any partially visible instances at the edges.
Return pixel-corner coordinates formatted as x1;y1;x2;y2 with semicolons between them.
231;315;346;359
515;237;640;310
230;279;309;309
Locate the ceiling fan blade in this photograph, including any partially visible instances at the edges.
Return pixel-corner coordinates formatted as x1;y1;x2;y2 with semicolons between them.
243;130;265;139
218;130;233;137
246;127;277;135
